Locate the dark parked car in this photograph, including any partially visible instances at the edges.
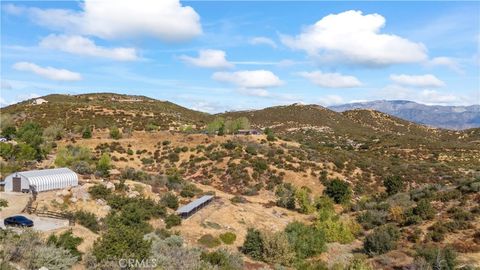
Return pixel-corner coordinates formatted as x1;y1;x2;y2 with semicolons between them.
4;215;34;227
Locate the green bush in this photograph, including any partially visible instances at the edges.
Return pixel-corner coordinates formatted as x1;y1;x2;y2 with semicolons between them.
165;213;181;229
47;230;83;260
384;175;404;196
160;192;179;210
109;126;122;140
260;230;295;266
0;199;8;210
219;232;237;245
275;183;296;210
363;224;400;255
241;228;263;260
88;184;112;200
285;221;326;259
415;245;457;270
82;126;92;139
74;210;100;232
325;179;352;204
96;153;111;177
357;210;388;230
198;234;221;248
414;199;435;220
200;248;243;269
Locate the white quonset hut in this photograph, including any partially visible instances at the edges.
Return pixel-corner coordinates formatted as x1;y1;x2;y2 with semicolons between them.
4;168;78;193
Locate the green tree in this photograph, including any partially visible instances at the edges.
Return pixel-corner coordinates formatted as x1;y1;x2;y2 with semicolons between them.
295;187;315;214
384;175;404;196
47;230;83;260
16;143;37;161
207;117;225;134
1;126;16;140
261;230;295;265
16;122;44;160
43;123;64;141
96;153;111;177
165;214;182;229
160;192;179;210
325;179;352;204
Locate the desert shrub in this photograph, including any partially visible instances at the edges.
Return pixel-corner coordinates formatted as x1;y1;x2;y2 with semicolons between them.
55;145;92;168
284;221;326;259
88;184;112;200
325;179;352;204
1;126;16;140
92;223;151;261
241;228;263;260
295;187;315;214
201;248;243;269
219;232;237;245
43;123;64;141
357;210;388;230
147;234;210;270
414;199;435;220
415;245;457;270
198;234;221;248
245;145;257;155
180;183;200;198
165;214;181;229
0;199;8;210
109;126;122;140
384;175;404;196
1;229;77;270
74;210;100;232
363;224;400;255
230;195;247;204
96;153;111;177
82;126;92;139
47;230;83;259
261;230;295;266
275;183;296;210
160;192;179;210
222;140;237;150
168;152;180;162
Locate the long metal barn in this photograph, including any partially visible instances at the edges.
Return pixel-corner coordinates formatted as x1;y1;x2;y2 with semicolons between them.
176;195;214;218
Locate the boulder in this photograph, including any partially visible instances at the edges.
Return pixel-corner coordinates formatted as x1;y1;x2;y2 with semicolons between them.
105;181;115;191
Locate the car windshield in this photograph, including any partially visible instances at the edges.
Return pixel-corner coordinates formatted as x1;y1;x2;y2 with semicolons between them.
14;216;29;221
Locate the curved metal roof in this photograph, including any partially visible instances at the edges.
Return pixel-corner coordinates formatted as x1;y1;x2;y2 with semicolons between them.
10;168;78;192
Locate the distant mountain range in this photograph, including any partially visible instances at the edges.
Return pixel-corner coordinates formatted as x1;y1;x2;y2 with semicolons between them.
330;100;480;130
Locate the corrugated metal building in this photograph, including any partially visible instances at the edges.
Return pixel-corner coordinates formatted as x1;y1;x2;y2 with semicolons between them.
177;195;214;218
3;168;78;193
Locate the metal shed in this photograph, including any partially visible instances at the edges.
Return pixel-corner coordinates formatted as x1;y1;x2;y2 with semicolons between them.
176;195;214;218
3;168;78;193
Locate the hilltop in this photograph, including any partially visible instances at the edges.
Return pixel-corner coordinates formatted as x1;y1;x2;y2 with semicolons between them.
330;100;480;130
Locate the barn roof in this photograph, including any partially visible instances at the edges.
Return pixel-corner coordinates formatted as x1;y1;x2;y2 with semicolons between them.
177;195;214;214
15;168;75;178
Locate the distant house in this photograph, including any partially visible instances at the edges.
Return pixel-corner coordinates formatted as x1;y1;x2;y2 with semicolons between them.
176;195;214;218
32;98;48;105
236;129;262;135
4;168;78;193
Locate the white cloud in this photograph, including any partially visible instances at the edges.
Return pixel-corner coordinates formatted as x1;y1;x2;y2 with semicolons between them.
427;57;463;74
20;0;202;41
390;74;445;88
299;70;362;88
180;49;233;69
381;84;464;105
212;70;283;89
419;89;459;104
13;62;82;81
281;10;427;66
40;34;139;61
250;37;277;48
317;95;344;106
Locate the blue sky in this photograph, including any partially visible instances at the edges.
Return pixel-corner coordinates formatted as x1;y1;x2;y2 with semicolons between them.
1;0;479;112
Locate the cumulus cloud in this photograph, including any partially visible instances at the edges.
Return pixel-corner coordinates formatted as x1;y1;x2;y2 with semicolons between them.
40;34;139;61
13;62;82;81
390;74;445;88
317;95;344;106
250;37;277;48
212;70;283;89
16;0;202;41
281;10;427;66
427;57;463;74
382;84;463;105
180;49;233;69
299;70;362;88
